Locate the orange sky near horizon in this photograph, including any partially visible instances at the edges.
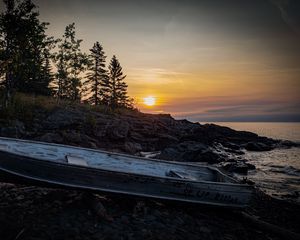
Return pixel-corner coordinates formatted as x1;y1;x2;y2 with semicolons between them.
1;0;299;121
131;65;300;118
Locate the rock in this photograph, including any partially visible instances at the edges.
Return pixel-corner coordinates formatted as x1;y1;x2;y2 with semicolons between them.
156;134;179;149
279;140;300;148
129;131;145;142
39;132;63;143
61;130;83;143
246;162;256;170
124;142;143;154
222;142;241;150
0;120;25;138
245;142;274;151
120;215;130;224
224;148;245;155
158;147;180;161
79;135;99;148
0;126;18;138
14;120;25;136
44;109;85;130
221;161;255;174
182;124;259;144
159;141;220;163
106;120;129;140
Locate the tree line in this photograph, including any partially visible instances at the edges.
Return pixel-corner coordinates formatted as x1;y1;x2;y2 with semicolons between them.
0;0;133;109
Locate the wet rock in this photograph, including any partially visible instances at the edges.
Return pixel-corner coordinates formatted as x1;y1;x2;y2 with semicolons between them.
221;161;255;174
222;142;241;150
246;162;256;170
224;148;245;155
245;142;274;151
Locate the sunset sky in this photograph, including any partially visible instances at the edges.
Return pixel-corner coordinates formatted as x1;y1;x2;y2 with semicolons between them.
1;0;299;122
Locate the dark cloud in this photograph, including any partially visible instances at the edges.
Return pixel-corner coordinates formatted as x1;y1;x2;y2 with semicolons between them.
182;113;300;123
168;98;300;122
270;0;300;35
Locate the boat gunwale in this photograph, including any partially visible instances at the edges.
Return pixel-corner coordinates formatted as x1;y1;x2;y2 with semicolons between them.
0;165;248;208
0;137;239;183
0;145;252;189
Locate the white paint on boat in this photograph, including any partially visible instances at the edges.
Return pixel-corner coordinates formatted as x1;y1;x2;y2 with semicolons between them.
66;155;88;167
0;137;217;182
0;137;254;207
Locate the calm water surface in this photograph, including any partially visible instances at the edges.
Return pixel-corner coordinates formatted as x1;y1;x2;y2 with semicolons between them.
209;122;300;201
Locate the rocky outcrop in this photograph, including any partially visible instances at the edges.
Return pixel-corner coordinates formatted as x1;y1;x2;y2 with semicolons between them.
0;105;292;174
244;142;274;151
1;106;300;240
158;141;220;164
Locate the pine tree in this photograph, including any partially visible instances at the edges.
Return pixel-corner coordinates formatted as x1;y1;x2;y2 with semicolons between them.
53;23;88;101
0;0;55;99
39;40;55;95
53;34;69;99
83;41;108;105
108;55;131;109
0;0;18;104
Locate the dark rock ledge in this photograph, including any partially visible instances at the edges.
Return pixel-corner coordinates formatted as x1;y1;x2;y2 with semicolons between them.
1;106;298;174
1;106;300;240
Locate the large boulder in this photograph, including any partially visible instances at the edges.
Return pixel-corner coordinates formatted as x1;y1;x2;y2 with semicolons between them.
159;141;220;163
220;161;256;174
124;142;143;154
244;142;274;151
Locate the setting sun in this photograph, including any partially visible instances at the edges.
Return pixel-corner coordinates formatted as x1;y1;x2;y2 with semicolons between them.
143;96;156;106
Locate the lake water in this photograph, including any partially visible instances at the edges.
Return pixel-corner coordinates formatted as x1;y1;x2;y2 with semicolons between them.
210;122;300;201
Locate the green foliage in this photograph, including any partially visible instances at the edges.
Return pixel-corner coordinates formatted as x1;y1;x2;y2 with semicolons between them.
83;41;108;105
83;45;133;110
108;55;132;109
53;23;89;101
0;92;60;122
0;0;56;100
0;1;135;110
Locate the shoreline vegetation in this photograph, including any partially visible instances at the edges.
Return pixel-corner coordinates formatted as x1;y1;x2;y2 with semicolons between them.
0;93;300;240
0;1;299;239
0;0;134;110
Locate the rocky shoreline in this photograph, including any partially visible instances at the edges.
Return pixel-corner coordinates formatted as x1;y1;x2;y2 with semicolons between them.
0;105;297;174
1;105;300;240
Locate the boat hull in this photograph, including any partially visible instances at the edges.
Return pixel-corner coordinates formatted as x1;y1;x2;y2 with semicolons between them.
0;151;253;208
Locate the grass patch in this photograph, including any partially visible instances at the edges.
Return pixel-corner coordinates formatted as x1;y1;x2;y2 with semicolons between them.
0;91;139;125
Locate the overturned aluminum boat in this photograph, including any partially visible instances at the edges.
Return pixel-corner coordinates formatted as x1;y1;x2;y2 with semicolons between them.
0;137;253;207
